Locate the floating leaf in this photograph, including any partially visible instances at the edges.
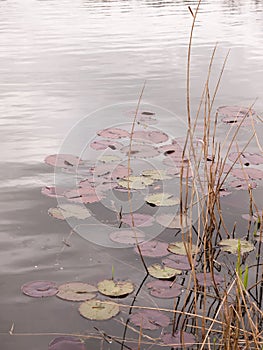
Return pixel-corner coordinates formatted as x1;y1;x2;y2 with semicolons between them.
218;239;254;254
45;154;82;168
148;263;181;279
48;336;86;350
228;152;263;166
142;169;172;180
121;213;154;227
120;143;159;158
156;213;191;229
97;127;129;139
98;155;122;163
130;310;170;330
48;204;91;220
22;281;58;298
168;241;198;256
231;168;263;180
145;193;180;207
64;187;102;204
93;163;131;180
146;280;182;298
127;110;158;125
228;179;257;190
134;240;169;258
159;143;184;157
79;299;119;320
118;176;154;190
218;106;256;125
90;139;123;151
162;254;194;271
161;331;195;347
195;272;224;287
109;229;145;245
133;130;168;144
41;186;66;198
97;279;134;297
56;282;98;301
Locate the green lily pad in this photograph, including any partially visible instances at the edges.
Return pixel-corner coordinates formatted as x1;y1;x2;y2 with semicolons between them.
156;213;191;229
142;169;172;181
148;263;181;279
168;241;198;256
118;176;154;190
97;279;134;297
56;282;98;301
145;193;180;207
218;239;254;254
79;299;120;320
98;155;122;163
48;204;91;220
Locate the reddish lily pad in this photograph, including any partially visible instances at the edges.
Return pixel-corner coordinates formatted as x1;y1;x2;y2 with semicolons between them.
196;272;224;287
97;127;129;139
121;213;154;227
228;179;257;190
134;240;169;258
56;282;98;301
93;163;132;180
231;168;263;180
146;280;182;298
130;310;170;330
120;143;159;158
45;154;83;168
90;139;123;150
159;143;184;157
48;336;86;350
133;130;169;144
79;299;120;320
97;279;134;297
161;331;195;347
22;281;58;298
64;187;102;204
218;106;256;124
109;229;145;245
156;213;191;229
162;254;194;271
228;152;263;166
41;186;66;198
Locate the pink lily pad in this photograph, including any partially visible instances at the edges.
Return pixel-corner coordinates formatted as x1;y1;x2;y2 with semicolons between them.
146;280;182;299
228;152;263;166
90;139;123;150
97;127;129;139
228;179;257;190
120;143;159;158
44;154;83;168
133;130;168;144
195;272;224;287
22;281;58;298
127;110;158;125
130;310;170;330
218;106;256;125
109;229;145;245
48;336;86;350
93;163;132;180
159;143;184;157
121;213;154;227
64;187;102;204
134;240;169;258
231;168;263;180
161;331;195;347
162;254;194;271
41;186;66;198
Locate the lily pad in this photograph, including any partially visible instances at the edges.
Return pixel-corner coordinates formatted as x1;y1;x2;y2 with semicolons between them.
167;241;198;256
97;127;129;139
90;139;123;151
44;154;82;168
64;187;102;204
97;279;134;297
162;254;194;271
228;152;263;166
146;280;182;299
196;272;224;287
148;263;181;279
109;229;145;245
118;176;154;190
130;310;170;330
145;193;180;207
120;143;159;158
218;238;254;254
48;336;86;350
48;204;91;220
56;282;98;301
79;299;120;320
121;213;154;227
93;163;131;180
134;240;169;258
231;168;263;180
41;186;66;198
156;213;191;229
133;130;169;144
98;155;122;163
142;169;172;180
228;179;257;190
22;281;58;298
161;331;195;347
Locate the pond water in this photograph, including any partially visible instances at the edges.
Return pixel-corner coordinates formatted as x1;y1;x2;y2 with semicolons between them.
0;0;263;349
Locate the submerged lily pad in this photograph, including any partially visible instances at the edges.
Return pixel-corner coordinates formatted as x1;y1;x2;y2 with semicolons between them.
121;213;154;227
48;204;91;220
231;168;263;180
79;299;120;320
22;281;58;298
142;169;172;180
130;310;170;330
133;130;169;144
45;154;82;168
41;186;66;198
162;254;194;271
97;279;134;297
134;240;169;258
64;187;102;204
218;106;256;125
228;179;257;190
48;336;86;350
218;239;254;254
56;282;98;301
228;152;263;166
109;229;145;245
90;139;123;151
146;280;182;298
148;263;181;279
145;193;180;207
97;127;129;139
120;143;159;158
196;272;224;287
93;163;132;180
161;331;195;347
118;176;154;190
168;241;198;256
156;213;191;229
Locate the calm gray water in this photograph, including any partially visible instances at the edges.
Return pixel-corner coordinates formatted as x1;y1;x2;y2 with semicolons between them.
0;0;262;349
